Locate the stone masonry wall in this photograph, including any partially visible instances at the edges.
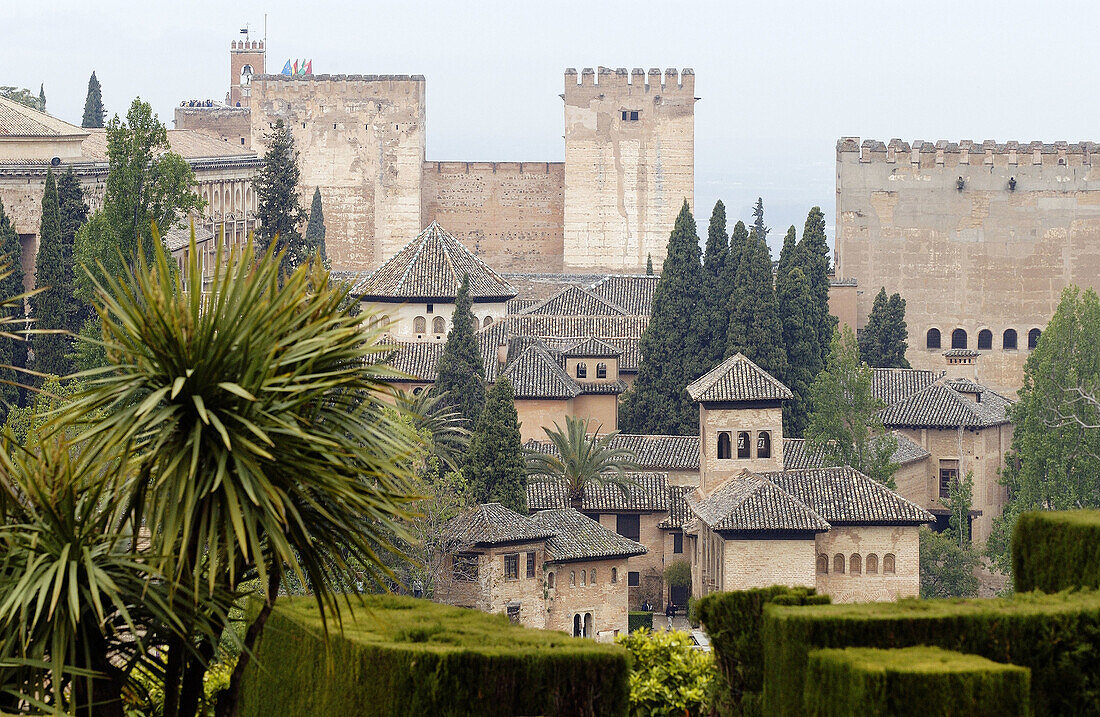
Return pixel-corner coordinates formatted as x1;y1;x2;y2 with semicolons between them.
174;106;252;148
698;403;785;493
546;557;632;636
836;138;1100;391
421;161;564;272
721;537;817;592
814;525;920;602
595;512;665;608
250;74;426;270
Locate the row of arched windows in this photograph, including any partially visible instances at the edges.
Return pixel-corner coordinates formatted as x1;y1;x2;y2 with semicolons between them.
548;567;616;589
926;327;1041;351
411;315;495;336
717;431;772;460
575;362;608;379
817;552;895;575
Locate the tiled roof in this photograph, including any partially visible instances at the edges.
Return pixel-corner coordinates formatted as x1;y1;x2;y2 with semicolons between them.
686;353;794;403
526;434;700;471
442;503;555;547
529;509;648;563
587;275;659;316
892;433;931;465
659;485;694;529
872;368;944;406
507;298;540;314
526;473;670;512
520;285;628;316
385;341;445;382
561;336;620;358
501;343;581;399
577;380;627;395
80;128;256;161
163;223;215;252
880;381;1013;429
359;222;517;301
500;273;610;304
782;434;929;469
502;315;647;371
943;348;979;358
0;96;87;137
763;467;934;526
686;472;830;533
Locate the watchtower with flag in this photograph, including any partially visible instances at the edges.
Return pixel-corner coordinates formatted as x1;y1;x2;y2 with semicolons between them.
229;30;265;108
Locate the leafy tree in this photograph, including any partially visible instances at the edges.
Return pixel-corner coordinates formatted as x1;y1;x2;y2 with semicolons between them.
806;326;898;487
920;472;979;598
702;200;729;367
253;120;307;271
727;225;788;382
465;378;526;513
620;202;708;435
526;415;637;510
82;71;106;128
32;168;71;378
987;287;1100;574
0;198;26;411
434;275;487;428
663;559;692;593
777;266;816;437
57;168;87;335
859;287;911;368
303;187;329;266
796;206;834;377
0;86;41;111
616;629;714;717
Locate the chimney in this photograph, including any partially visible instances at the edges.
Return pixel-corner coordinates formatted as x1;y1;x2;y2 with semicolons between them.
497;341;509;367
943;349;980;382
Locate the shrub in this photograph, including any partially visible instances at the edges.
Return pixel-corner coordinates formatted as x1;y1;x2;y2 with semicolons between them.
629;611;654;633
763;591;1100;716
615;629;713;717
1013;510;1100;593
239;595;629;717
695;586;829;716
803;646;1030;717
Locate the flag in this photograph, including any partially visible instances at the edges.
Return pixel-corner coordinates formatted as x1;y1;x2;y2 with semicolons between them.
305;60;312;75
240;27;249;34
281;60;292;76
292;60;299;75
298;60;307;75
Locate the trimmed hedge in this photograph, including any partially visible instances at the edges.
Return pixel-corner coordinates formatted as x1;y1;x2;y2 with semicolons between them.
695;586;829;716
763;591;1100;716
1013;510;1100;593
628;611;653;633
239;595;630;716
803;646;1031;717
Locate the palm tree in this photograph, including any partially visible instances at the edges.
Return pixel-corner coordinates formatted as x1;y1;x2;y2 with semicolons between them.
394;387;470;474
526;415;638;510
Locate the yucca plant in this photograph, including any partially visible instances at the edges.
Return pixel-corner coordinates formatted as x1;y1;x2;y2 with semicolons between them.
393;387;470;474
65;227;422;717
526;415;638;510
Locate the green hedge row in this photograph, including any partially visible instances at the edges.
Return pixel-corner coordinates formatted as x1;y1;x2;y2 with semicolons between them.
239;595;630;717
695;586;829;716
628;611;653;633
803;646;1031;717
1013;510;1100;593
763;591;1100;716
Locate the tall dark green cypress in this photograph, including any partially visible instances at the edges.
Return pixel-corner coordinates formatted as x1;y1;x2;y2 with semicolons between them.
619;201;707;435
860;287;911;368
752;197;769;246
57;169;86;335
702;200;729;366
885;292;911;368
31;169;71;378
796;206;834;380
646;254;653;275
726;226;787;381
303;187;329;265
37;84;45;112
778;266;816;436
0;198;26;413
465;377;526;513
253;120;306;271
776;225;797;288
82;72;105;129
434;275;487;428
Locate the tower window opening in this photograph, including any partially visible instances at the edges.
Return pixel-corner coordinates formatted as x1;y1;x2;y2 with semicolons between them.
737;432;750;459
717;432;732;460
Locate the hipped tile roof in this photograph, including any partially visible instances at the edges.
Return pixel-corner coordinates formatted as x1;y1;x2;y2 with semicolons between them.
587;275;660;316
0;96;87;138
526;434;700;471
385;341;445;382
359;222;516;301
782;435;930;469
872;368;944;406
762;467;933;526
880;381;1012;429
686;353;794;403
442;503;555;547
686;472;830;533
501;344;581;399
526;473;670;512
659;485;694;529
530;509;648;563
561;336;620;358
520;285;628;316
502;315;647;371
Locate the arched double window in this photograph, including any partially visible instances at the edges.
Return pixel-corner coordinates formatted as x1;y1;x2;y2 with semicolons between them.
926;328;941;349
951;328;968;349
1028;328;1042;350
833;554;845;574
583;613;593;638
576;362;587;379
977;329;993;350
414;316;426;334
737;432;751;459
850;554;862;575
596;362;607;379
816;554;829;574
591;568;597;583
573;614;582;637
883;554;896;574
866;554;879;574
433;316;446;334
1003;329;1018;350
757;431;772;459
718;432;732;460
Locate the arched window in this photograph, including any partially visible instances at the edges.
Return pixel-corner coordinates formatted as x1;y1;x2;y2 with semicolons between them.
977;329;992;350
816;554;829;574
381;315;390;328
866;554;878;574
1028;328;1041;350
573;614;582;637
718;432;732;460
570;571;576;586
850;554;862;575
833;554;845;574
1002;329;1018;350
951;328;968;349
611;567;618;583
737;432;751;459
414;316;426;334
580;570;586;586
584;613;593;638
757;431;771;459
591;568;597;583
433;316;446;334
926;328;941;349
483;316;493;328
576;362;587;379
412;386;424;396
596;362;607;379
883;554;896;574
547;572;555;589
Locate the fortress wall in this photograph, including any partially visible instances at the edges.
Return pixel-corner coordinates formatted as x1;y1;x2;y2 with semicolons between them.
421;161;565;272
174;107;252;148
836;138;1100;390
250;74;426;270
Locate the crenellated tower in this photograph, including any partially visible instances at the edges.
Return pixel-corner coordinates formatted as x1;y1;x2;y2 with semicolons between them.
229;39;265;108
563;67;696;273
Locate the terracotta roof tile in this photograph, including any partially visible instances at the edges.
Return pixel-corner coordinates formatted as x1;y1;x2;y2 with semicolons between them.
782;435;929;469
872;368;944;405
561;336;620;358
526;473;670;512
686;353;793;403
587;275;659;315
80;128;256;161
0;96;86;137
501;315;647;371
762;467;934;525
442;503;555;547
880;381;1012;429
526;434;700;471
519;285;627;316
659;485;693;529
501;343;580;399
686;472;830;532
530;509;648;563
384;341;445;382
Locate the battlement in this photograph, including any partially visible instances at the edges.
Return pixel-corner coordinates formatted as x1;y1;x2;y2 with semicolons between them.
231;40;264;51
424;161;563;174
253;73;425;83
564;66;693;95
838;137;1099;167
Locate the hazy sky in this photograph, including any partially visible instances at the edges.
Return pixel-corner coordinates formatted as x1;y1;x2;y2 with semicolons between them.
8;0;1099;254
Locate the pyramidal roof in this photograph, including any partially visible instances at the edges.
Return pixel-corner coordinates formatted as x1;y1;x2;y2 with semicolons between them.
687;353;793;403
560;336;620;358
442;503;555;547
686;471;830;532
0;95;87;138
520;285;628;316
359;222;516;302
501;343;581;400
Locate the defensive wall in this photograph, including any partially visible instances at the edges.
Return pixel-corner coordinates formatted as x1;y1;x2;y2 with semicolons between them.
174;105;252;148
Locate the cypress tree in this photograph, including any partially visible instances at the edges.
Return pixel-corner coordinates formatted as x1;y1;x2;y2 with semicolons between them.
253;120;306;271
465;377;526;513
434;275;487;428
619;201;707;435
82;71;105;129
751;197;770;245
726;226;788;381
303;187;329;265
885;292;911;368
859;288;889;367
858;288;911;368
778;266;816;436
776;225;797;288
57;168;86;335
32;169;71;378
702;200;729;366
0;198;25;413
37;84;45;112
795;206;834;379
646;254;653;275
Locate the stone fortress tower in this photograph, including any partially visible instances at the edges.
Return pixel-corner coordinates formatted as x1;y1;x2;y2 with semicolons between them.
229;38;266;108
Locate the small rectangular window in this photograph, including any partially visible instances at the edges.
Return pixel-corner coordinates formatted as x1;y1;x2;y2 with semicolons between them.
507;603;520;624
628;571;640;587
630;110;639;120
426;303;434;314
673;533;683;554
616;514;640;542
621;110;629;120
504;554;519;581
526;552;536;578
938;460;959;499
